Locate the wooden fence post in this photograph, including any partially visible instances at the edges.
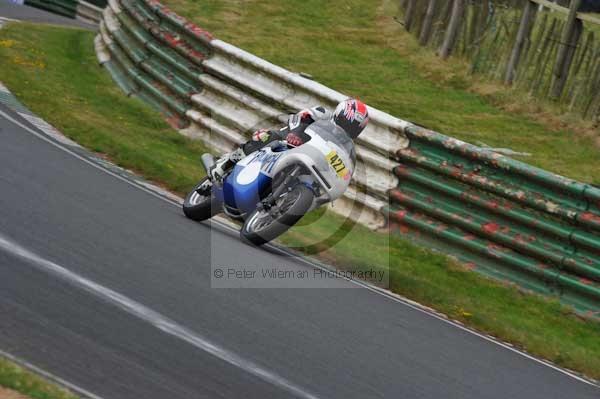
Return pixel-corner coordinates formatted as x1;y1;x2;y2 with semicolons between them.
466;1;481;54
505;0;538;84
551;0;583;99
405;0;418;32
439;0;465;59
477;0;490;39
419;0;438;45
432;0;454;47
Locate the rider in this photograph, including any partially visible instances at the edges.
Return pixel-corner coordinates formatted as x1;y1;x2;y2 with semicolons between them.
209;98;370;182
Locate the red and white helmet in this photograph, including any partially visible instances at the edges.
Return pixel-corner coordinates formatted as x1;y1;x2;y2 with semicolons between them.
333;99;369;139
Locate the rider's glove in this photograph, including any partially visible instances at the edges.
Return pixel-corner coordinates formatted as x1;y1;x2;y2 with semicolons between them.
286;133;303;148
299;110;313;122
252;128;271;142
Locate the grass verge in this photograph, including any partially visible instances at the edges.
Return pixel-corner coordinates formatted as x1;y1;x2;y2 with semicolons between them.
0;357;78;399
0;21;599;382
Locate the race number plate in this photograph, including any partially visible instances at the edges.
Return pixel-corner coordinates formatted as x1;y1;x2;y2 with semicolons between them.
326;150;349;180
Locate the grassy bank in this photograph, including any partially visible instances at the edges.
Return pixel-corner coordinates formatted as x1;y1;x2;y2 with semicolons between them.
1;20;600;382
0;357;78;399
163;0;600;185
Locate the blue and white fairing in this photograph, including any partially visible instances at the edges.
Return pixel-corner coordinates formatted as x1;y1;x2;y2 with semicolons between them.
216;146;283;214
214;120;356;217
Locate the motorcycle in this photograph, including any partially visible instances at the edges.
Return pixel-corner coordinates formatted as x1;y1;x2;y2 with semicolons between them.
182;119;356;245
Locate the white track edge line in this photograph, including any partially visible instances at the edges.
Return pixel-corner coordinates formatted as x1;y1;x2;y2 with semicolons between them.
0;17;20;23
0;349;105;399
0;234;320;399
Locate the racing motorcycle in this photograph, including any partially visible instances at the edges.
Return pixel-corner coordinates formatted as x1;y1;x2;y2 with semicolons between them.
182;119;356;245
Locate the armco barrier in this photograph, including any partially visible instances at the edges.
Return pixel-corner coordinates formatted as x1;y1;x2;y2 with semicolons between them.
25;0;78;18
24;0;105;24
388;126;600;315
94;0;600;315
76;0;104;24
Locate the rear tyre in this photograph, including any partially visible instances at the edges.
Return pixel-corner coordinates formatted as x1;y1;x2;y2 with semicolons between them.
183;177;221;221
241;185;314;246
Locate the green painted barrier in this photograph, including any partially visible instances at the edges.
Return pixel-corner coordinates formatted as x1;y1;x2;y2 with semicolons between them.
386;125;600;316
97;0;207;128
85;0;107;7
25;0;79;19
24;0;107;22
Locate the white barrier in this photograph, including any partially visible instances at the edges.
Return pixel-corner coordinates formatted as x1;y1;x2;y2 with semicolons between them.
76;1;103;24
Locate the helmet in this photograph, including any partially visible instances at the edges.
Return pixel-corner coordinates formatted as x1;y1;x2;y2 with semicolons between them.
333;99;369;139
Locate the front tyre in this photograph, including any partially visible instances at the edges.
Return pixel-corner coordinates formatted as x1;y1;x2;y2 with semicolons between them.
241;185;314;246
183;177;221;221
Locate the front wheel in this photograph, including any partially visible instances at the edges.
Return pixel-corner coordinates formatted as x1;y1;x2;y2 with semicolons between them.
183;177;221;221
241;185;314;246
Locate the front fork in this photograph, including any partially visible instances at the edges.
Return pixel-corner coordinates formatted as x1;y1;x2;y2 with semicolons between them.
194;178;212;196
259;165;302;212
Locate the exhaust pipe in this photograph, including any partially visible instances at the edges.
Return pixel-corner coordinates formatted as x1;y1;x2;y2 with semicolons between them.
201;154;215;174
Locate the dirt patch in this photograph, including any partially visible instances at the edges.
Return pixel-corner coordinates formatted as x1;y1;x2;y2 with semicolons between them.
0;387;29;399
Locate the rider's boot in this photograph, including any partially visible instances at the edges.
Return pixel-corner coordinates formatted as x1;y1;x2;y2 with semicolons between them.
209;148;246;182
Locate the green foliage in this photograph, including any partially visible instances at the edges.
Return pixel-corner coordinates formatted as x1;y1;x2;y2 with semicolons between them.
0;358;78;399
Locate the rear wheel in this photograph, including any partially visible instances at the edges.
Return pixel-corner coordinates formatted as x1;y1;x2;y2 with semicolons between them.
241;185;314;246
183;177;221;221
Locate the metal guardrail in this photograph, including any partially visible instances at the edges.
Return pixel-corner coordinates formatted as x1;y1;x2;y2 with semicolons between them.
25;0;78;18
76;0;104;24
94;0;600;315
388;125;600;315
24;0;105;23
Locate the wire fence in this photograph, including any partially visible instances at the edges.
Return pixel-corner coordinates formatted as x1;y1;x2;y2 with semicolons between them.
400;0;600;122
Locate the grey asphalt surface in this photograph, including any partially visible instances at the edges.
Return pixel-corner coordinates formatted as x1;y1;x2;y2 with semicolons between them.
0;6;599;399
0;0;94;29
0;105;599;399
